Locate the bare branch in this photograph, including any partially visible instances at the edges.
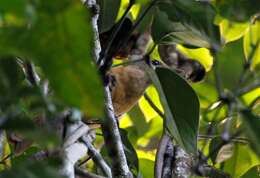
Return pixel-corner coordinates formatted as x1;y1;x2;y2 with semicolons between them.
75;167;105;178
143;93;165;119
155;132;171;178
236;81;260;96
172;146;192;178
101;88;132;177
81;135;112;178
84;0;132;177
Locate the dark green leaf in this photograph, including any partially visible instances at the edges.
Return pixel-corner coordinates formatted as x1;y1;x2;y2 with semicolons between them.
215;0;260;22
0;159;65;178
135;3;155;33
97;0;121;33
240;109;260;157
0;0;34;26
209;137;234;164
217;38;244;90
148;67;199;154
128;106;150;137
152;0;221;49
120;129;139;177
192;71;218;109
0;57;24;108
240;165;260;178
0;1;105;118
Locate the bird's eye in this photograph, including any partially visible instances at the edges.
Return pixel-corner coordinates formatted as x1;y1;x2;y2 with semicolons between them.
152;60;161;66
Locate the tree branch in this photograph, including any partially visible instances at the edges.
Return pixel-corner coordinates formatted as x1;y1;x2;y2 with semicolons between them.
143;92;165;119
84;1;132;177
81;135;112;178
101;88;132;177
75;167;105;178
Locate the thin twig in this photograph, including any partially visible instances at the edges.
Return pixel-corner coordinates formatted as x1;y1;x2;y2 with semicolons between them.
115;0;158;55
212;53;224;98
206;130;242;161
75;167;105;178
81;136;112;178
198;135;249;144
161;138;174;178
143;92;165;119
0;154;12;165
236;81;260;96
112;58;144;68
98;1;134;66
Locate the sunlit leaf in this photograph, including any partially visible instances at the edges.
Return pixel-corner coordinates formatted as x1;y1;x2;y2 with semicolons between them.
139;159;154;178
177;45;214;72
242;88;260;106
240;165;260;178
138;86;163;122
119;113;134;128
240;109;260;157
218;16;249;43
243;21;260;69
223;143;260;177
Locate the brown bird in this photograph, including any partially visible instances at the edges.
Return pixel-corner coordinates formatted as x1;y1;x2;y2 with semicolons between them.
109;61;151;117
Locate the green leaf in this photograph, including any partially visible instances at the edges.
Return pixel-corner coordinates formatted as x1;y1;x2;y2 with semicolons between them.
100;129;139;177
215;0;260;22
152;0;221;49
0;57;24;108
223;143;260;177
0;0;35;26
128;106;150;137
135;3;155;33
240;109;260;157
242;88;260;106
217;15;249;43
139;159;154;178
148;67;199;154
120;129;139;177
0;1;105;118
0;159;65;178
243;21;260;70
192;71;218;109
240;165;260;178
209;137;234;164
138;86;163;122
217;38;244;90
97;0;121;33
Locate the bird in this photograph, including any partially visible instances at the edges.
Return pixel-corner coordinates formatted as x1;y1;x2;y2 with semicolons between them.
109;60;151;117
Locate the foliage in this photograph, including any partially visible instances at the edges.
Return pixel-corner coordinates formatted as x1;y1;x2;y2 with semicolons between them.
0;0;260;178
